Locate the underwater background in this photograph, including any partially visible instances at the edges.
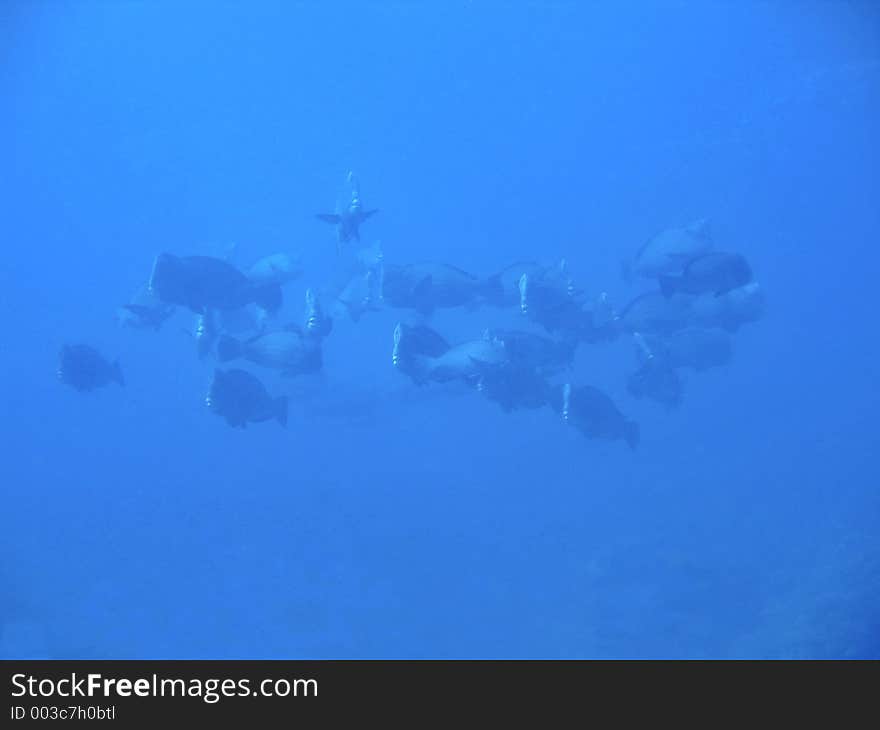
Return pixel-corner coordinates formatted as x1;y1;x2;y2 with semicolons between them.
1;1;878;659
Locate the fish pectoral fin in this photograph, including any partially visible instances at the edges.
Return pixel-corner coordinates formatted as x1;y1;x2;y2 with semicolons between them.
317;213;341;224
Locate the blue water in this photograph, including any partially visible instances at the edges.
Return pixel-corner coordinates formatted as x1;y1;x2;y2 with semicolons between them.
1;1;878;659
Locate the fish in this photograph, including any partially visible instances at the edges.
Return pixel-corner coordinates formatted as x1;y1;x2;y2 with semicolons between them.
690;281;765;332
216;330;322;377
516;261;596;339
206;368;288;429
476;363;553;413
627;333;684;409
627;358;684;410
393;326;507;385
57;345;124;392
658;251;752;298
483;261;551;308
553;383;640;450
381;262;490;316
316;172;378;247
615;291;695;336
247;252;303;287
417;337;509;384
317;208;378;246
149;253;282;314
622;219;713;282
334;269;383;322
517;260;576;316
392;323;452;384
117;285;175;331
639;327;732;372
484;328;575;374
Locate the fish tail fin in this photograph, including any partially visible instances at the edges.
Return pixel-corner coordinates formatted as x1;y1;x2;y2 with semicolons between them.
216;335;242;362
625;420;640;451
113;359;125;387
275;396;289;428
658;275;678;299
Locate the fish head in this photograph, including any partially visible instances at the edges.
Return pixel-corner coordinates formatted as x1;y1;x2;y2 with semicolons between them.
392;323;404;367
518;273;530;314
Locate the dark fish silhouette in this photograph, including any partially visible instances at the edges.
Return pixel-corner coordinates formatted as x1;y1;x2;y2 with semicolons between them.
553;383;640;450
316;207;378;246
149;253;282;314
58;345;124;393
690;281;765;332
117;284;175;331
615;291;694;336
381;262;488;316
484;328;575;374
659;251;752;298
638;327;732;372
476;363;553;413
622;218;713;283
216;331;323;377
205;368;288;429
317;173;378;248
483;261;549;308
392;322;452;384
